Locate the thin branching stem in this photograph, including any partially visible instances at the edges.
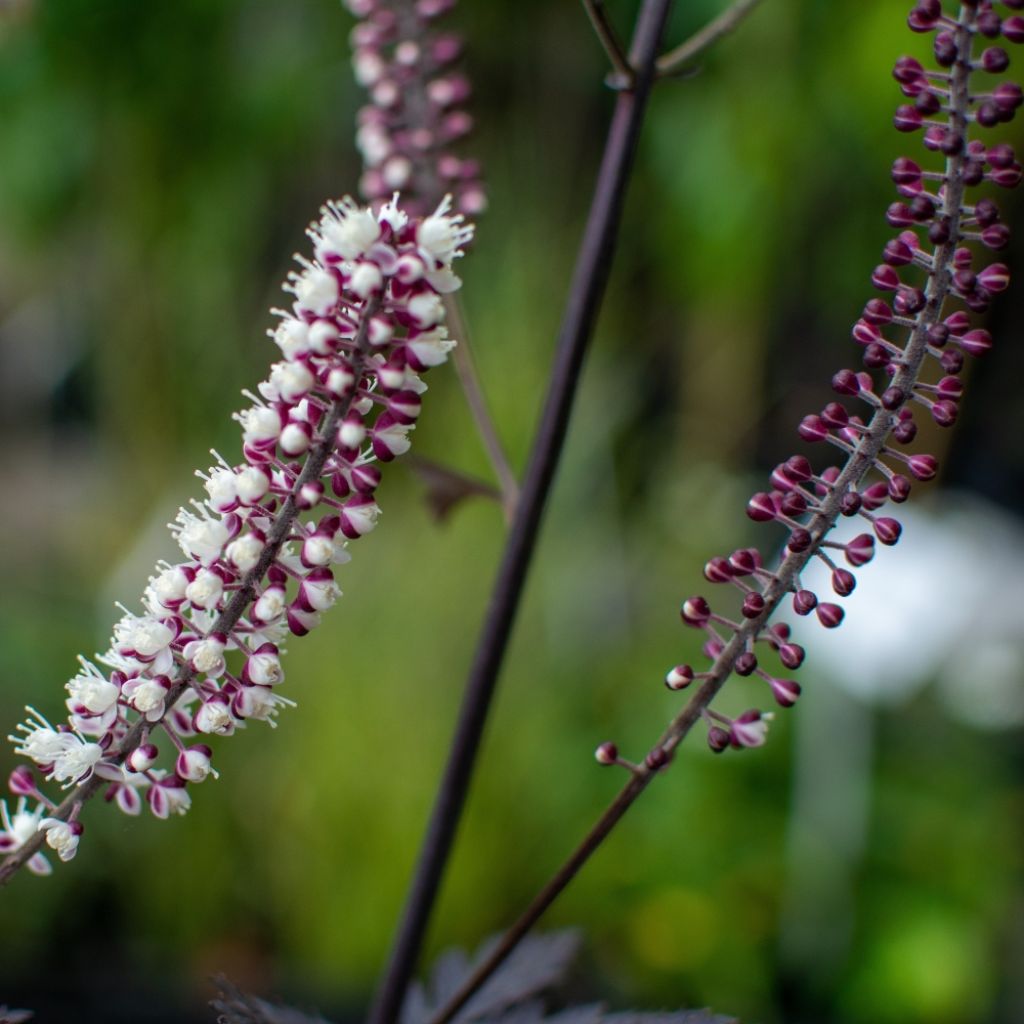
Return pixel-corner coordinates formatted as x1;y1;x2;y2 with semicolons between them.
443;294;520;522
656;0;764;77
580;0;635;88
364;3;675;1022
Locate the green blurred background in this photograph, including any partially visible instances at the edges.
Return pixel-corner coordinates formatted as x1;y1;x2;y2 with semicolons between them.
2;0;1024;1021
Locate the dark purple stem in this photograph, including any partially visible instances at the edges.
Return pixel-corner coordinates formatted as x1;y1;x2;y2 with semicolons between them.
364;2;674;1022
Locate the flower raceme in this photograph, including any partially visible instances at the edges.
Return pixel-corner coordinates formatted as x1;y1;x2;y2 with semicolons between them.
347;0;485;216
603;0;1020;764
1;195;474;880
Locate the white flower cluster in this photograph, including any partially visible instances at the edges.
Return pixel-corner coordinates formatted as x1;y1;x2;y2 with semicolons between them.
2;195;473;875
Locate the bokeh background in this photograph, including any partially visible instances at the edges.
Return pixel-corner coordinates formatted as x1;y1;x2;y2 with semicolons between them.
1;1;1024;1021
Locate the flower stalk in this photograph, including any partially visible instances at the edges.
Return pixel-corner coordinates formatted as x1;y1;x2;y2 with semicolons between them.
419;3;1021;1019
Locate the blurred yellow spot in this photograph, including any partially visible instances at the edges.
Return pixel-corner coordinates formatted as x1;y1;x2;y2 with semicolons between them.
626;886;719;972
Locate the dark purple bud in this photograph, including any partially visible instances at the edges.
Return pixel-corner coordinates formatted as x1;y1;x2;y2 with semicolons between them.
779;642;805;670
887;201;916;227
861;481;889;510
892;419;918;445
742;593;766;620
704;556;734;584
934;31;958;66
936;376;964;400
991;161;1024;188
982;46;1011;73
853;318;881;345
735;652;758;676
929;217;952;244
820;403;848;429
785;455;813;482
770;622;792;643
793;590;818;616
894;105;924;131
927;323;950;347
595;741;618;765
987;143;1017;168
729;547;763;574
891;156;922;184
978;263;1011;292
910;193;936;220
978;10;1003;37
747;491;778;522
681;596;711;627
799;414;830;443
893;56;926;83
963;160;986;186
994;82;1024;112
979;102;1003;129
818;465;841;494
816;603;845;629
946;307;970;331
939;129;964;157
880;386;905;410
780;491;808;516
863;298;894;325
8;766;36;796
645;747;670;771
832;569;857;596
707;726;730;753
874;517;903;545
973;199;1001;228
845;533;876;566
832;369;861;395
884;238;915;266
959;328;993;355
769;677;802;708
1004;16;1024;43
787;528;813;553
351;464;382;493
932;400;959;427
908;453;939;481
940;348;965;373
889;474;912;502
916;90;942;116
894;286;926;315
981;223;1011;248
872;264;901;290
666;664;695;690
954;267;978;293
841;491;863;516
863;342;892;369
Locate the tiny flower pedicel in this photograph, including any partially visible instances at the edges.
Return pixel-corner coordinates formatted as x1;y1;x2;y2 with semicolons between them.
2;194;473;882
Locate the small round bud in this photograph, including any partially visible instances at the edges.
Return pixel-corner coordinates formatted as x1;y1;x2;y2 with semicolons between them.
665;665;695;691
594;742;618;766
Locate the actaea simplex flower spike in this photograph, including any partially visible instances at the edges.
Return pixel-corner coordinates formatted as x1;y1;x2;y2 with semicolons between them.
605;0;1021;764
346;0;486;217
0;195;474;882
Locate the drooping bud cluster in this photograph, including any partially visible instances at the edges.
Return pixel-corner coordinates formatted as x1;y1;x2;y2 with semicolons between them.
346;0;485;216
1;194;473;878
596;0;1018;765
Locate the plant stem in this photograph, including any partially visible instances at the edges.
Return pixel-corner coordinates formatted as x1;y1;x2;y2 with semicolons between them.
443;294;520;523
424;9;977;1020
364;2;674;1022
656;0;763;77
581;0;634;89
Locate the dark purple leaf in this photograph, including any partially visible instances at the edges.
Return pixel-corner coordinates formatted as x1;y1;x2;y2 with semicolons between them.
210;976;333;1024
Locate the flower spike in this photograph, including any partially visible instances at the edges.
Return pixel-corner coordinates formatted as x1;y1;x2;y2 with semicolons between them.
1;195;473;882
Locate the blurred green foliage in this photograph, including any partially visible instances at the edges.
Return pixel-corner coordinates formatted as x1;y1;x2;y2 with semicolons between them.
1;1;1023;1022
